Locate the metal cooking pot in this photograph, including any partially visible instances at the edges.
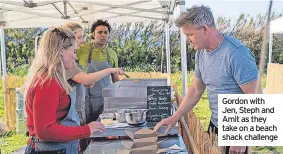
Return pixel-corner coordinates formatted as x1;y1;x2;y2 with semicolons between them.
125;109;147;125
114;109;131;123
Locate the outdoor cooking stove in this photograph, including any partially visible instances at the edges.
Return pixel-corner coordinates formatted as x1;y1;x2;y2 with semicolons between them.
83;79;187;153
98;78;178;137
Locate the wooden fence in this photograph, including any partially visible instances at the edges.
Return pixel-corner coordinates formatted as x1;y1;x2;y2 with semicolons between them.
2;76;25;130
265;63;283;94
172;84;225;154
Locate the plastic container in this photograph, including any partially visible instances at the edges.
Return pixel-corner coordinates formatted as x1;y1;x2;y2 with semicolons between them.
99;113;114;125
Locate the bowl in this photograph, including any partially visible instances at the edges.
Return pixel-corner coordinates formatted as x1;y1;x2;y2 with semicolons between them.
99;113;114;125
114;109;131;123
125;109;147;125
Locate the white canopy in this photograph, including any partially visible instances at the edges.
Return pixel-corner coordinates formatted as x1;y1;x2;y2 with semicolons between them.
0;0;176;28
270;16;283;34
269;16;283;63
0;0;190;97
0;0;177;73
0;0;191;96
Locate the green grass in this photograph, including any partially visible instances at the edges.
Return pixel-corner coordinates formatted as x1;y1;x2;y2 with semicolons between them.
171;72;211;129
1;131;28;154
0;76;28;154
0;82;5;121
192;98;211;129
252;146;283;154
261;74;267;88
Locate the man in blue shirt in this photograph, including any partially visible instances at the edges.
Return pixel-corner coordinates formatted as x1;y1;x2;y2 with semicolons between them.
154;5;259;154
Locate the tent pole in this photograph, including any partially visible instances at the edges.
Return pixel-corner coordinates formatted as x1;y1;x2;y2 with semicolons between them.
0;27;4;77
35;36;40;54
0;23;7;78
63;0;67;17
256;0;273;93
161;23;164;72
0;13;3;75
179;1;187;97
0;25;8;128
268;31;273;63
165;21;171;75
0;29;1;75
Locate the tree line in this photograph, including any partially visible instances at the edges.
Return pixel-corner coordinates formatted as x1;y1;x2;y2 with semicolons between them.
1;13;282;76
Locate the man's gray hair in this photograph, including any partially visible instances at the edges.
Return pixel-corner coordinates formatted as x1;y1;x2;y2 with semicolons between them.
175;5;215;29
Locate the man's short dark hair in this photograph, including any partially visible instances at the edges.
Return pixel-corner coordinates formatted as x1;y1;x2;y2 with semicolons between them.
91;19;112;33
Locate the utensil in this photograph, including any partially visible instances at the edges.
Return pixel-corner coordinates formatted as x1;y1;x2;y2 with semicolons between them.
124;73;130;78
120;66;130;78
114;109;131;123
167;149;190;153
158;137;168;144
105;122;129;129
125;109;148;125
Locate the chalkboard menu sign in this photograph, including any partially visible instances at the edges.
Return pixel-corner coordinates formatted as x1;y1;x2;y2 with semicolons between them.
146;86;171;122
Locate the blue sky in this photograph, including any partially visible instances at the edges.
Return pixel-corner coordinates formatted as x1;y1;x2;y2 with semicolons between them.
185;0;283;23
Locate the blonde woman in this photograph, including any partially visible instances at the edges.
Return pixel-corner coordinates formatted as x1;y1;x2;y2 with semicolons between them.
62;22;124;126
24;27;105;154
62;22;84;48
62;22;125;153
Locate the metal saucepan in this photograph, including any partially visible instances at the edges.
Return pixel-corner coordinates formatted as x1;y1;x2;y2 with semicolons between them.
125;109;148;125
